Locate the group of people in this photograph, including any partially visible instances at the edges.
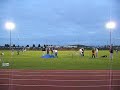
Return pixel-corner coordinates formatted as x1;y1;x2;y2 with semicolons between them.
79;46;119;60
42;47;58;57
79;48;99;58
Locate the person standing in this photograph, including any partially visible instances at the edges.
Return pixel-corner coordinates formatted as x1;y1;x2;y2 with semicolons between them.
53;49;58;57
92;48;95;58
50;48;54;55
109;46;114;60
46;48;50;54
82;48;84;56
79;48;83;56
95;48;98;58
42;47;46;56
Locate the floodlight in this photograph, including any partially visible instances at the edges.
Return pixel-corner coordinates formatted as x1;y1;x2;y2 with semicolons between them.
5;22;15;30
4;21;16;50
105;21;116;30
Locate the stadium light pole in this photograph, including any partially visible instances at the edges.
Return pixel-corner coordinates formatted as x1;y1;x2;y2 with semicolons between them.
105;21;116;46
5;22;16;50
105;21;116;90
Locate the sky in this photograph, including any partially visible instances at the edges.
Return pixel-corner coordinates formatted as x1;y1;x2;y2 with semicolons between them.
0;0;120;46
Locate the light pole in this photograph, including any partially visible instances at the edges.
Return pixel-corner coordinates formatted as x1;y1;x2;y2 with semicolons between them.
5;22;15;50
5;21;15;90
105;21;116;90
105;21;116;46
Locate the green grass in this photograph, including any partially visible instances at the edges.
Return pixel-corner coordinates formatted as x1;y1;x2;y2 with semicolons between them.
0;50;120;70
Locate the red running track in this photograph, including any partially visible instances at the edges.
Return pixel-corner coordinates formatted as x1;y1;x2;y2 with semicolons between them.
0;70;120;90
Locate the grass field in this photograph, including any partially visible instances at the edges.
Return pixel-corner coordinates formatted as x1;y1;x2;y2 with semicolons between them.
0;50;120;70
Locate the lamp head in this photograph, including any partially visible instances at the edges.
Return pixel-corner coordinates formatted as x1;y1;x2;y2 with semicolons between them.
105;21;116;30
5;22;15;30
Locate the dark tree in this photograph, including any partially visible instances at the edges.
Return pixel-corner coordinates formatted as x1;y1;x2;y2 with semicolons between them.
38;44;41;48
13;44;16;47
33;44;35;47
26;45;29;47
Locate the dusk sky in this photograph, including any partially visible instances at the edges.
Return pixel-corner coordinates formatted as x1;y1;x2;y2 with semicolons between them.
0;0;120;46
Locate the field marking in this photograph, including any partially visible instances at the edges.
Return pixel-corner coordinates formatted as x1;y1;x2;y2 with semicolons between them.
12;79;108;82
13;74;120;77
0;71;110;74
13;72;120;75
0;71;108;73
0;70;120;72
0;74;120;77
0;70;120;74
0;78;9;80
11;79;120;82
0;74;10;76
0;84;120;87
0;70;120;73
0;78;120;82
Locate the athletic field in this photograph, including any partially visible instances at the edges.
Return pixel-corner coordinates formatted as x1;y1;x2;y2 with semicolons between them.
0;50;120;70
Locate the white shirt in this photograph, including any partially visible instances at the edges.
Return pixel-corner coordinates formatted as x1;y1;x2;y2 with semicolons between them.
79;49;83;54
96;49;98;53
54;50;58;53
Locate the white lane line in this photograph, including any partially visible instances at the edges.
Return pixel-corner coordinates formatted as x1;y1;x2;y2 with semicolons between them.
1;74;120;77
0;71;108;73
12;79;107;82
0;84;120;87
13;72;110;74
0;74;10;75
0;78;9;80
0;78;120;82
13;75;120;77
1;71;120;74
0;70;117;72
0;84;17;86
